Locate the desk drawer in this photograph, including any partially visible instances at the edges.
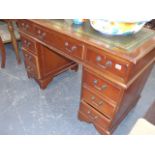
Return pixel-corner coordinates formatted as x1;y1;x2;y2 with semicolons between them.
79;101;111;130
23;50;40;79
82;87;116;119
18;20;34;34
60;36;83;60
33;25;83;60
21;35;37;55
85;47;130;79
83;68;123;103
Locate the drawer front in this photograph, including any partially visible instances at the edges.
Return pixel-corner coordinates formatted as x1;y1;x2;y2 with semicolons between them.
33;25;83;60
79;101;111;130
60;36;83;60
21;35;37;55
82;87;116;119
85;47;129;78
83;69;123;103
23;50;40;79
18;20;34;34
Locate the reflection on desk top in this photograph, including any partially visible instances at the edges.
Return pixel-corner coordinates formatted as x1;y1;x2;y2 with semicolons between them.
29;19;155;63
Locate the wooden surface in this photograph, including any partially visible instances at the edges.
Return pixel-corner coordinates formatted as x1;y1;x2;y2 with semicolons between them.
29;19;155;64
17;19;155;134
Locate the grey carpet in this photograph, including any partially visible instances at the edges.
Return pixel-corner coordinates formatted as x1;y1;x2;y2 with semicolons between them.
0;43;155;135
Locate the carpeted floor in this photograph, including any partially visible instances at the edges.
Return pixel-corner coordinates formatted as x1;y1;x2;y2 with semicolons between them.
0;43;155;135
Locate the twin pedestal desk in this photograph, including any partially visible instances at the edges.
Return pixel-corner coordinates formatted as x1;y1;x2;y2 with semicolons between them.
18;20;155;134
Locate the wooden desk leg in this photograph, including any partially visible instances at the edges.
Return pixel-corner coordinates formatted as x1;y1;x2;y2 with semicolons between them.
7;21;21;64
71;64;79;72
0;37;6;68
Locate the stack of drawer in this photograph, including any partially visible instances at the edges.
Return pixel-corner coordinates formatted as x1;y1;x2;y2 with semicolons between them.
79;74;125;133
21;35;40;79
78;46;130;134
78;44;155;134
18;20;40;79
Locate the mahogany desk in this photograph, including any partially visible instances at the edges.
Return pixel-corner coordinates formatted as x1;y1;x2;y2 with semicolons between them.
18;20;155;134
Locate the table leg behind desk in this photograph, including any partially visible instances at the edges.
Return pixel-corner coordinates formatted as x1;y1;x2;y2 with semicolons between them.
7;21;21;64
0;36;6;68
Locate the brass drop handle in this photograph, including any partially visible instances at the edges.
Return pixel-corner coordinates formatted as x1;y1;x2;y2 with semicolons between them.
37;29;41;35
93;79;98;84
24;40;27;44
25;53;32;61
96;55;102;62
91;96;95;100
24;40;31;48
64;41;77;52
98;101;104;106
26;42;31;48
37;30;46;40
25;24;29;30
22;23;29;31
96;55;112;69
65;42;69;46
99;60;112;69
71;46;77;51
87;110;98;121
91;96;104;106
93;79;107;91
21;23;25;27
40;32;46;40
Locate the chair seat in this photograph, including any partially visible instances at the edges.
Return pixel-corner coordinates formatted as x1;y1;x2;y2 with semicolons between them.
0;22;20;43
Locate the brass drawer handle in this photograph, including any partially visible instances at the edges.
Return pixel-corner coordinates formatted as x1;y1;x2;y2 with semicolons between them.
39;32;46;40
37;30;46;40
24;40;27;44
93;79;98;84
98;101;104;105
96;55;112;69
87;110;98;121
24;40;31;48
94;84;107;91
22;23;29;31
25;24;29;30
37;29;41;35
65;42;69;46
91;96;104;106
24;54;32;61
91;96;95;100
26;42;31;48
64;41;77;53
93;79;107;91
98;60;112;69
21;23;24;27
92;100;104;106
71;46;77;51
96;55;102;62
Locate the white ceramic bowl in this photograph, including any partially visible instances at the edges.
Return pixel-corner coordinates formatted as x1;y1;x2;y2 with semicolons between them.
90;19;149;36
